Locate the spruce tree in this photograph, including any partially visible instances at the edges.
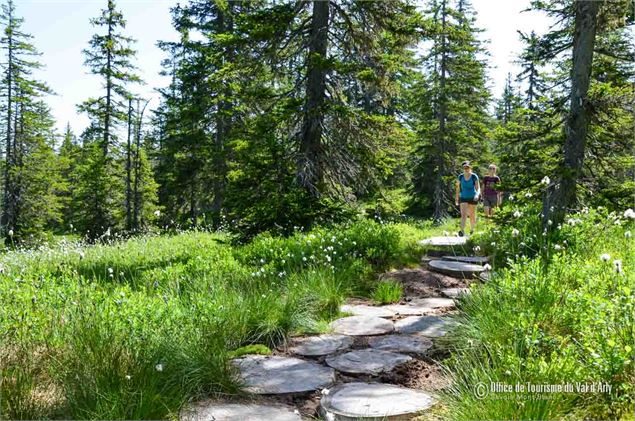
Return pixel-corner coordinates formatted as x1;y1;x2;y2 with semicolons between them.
78;0;141;237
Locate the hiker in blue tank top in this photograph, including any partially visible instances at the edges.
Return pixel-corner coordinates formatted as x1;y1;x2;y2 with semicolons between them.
454;161;480;237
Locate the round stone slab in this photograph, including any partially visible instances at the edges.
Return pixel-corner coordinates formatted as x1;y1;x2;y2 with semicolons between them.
442;255;490;264
330;316;394;336
428;260;485;278
341;304;395;318
320;382;435;420
288;334;354;357
325;349;412;375
442;287;471;298
395;316;457;337
419;236;467;246
386;297;455;316
368;334;433;355
232;355;335;394
181;401;301;421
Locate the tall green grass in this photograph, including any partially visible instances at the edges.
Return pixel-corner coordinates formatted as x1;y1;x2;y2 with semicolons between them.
0;219;430;419
442;207;635;420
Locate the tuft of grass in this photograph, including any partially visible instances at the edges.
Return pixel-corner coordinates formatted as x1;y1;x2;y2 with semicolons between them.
372;280;403;304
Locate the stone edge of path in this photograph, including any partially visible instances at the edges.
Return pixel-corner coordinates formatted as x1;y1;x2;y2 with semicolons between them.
231;355;336;394
319;382;436;420
180;401;301;421
340;304;396;318
428;260;485;278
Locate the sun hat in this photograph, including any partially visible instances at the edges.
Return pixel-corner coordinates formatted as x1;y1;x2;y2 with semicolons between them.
461;161;471;167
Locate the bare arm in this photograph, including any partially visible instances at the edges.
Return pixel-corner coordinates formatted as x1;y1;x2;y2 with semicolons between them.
455;180;460;205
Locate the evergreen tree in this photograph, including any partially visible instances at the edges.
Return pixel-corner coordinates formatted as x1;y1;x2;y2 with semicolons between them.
408;0;491;220
78;0;142;237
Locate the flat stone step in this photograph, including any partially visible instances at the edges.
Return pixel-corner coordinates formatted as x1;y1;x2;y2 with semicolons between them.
441;255;490;264
181;401;301;421
340;304;395;318
394;315;457;337
232;355;335;394
368;334;433;355
419;236;467;247
442;287;471;298
330;316;394;336
428;260;485;278
325;349;412;375
288;334;354;357
320;382;435;420
385;297;455;316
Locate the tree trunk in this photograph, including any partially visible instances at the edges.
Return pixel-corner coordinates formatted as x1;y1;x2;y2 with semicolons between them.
433;0;448;222
103;6;114;157
133;99;148;229
542;0;600;225
125;97;133;230
211;1;234;219
2;10;13;232
298;0;329;196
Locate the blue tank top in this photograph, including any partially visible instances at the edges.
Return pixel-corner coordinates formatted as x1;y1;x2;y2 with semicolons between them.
459;173;479;199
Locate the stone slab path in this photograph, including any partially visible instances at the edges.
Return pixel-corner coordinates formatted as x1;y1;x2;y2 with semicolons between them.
325;349;412;375
231;355;335;394
320;382;435;420
340;304;396;318
428;260;485;278
288;334;354;357
395;315;457;337
368;334;433;355
330;315;395;336
187;235;491;419
442;255;490;264
442;287;471;298
419;236;467;246
181;401;301;421
386;297;455;316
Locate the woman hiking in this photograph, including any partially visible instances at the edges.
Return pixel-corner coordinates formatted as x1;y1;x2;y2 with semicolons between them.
482;163;502;217
455;161;480;237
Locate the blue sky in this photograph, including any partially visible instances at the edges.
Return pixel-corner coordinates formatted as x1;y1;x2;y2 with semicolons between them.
20;0;551;136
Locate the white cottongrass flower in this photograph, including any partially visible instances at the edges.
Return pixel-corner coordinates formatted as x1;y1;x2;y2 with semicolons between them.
541;176;550;185
155;364;163;372
8;229;13;237
615;219;622;226
473;246;481;252
302;256;307;262
490;242;496;247
525;192;532;198
107;267;114;274
513;210;522;218
125;375;132;380
326;255;331;262
547;220;553;226
600;254;611;262
623;209;635;219
554;244;562;251
483;264;492;271
613;259;623;274
512;229;520;237
154;210;161;217
625;231;632;238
